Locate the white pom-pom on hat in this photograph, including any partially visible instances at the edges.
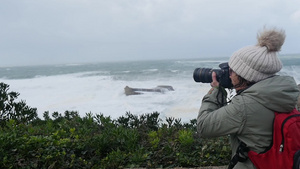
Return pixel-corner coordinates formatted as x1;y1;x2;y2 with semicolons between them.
257;28;286;51
228;27;285;82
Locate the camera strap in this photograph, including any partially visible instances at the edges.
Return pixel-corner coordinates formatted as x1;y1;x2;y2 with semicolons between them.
228;142;249;169
216;86;227;106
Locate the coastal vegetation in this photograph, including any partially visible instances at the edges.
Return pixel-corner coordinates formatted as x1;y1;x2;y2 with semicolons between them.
0;82;231;168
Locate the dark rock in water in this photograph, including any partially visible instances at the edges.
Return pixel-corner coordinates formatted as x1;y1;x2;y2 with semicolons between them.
124;85;174;96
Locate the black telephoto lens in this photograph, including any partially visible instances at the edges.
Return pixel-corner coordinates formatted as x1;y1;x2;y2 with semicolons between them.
193;68;213;83
193;62;233;88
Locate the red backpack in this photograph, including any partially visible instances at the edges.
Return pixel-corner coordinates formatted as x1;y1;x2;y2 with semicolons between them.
229;108;300;169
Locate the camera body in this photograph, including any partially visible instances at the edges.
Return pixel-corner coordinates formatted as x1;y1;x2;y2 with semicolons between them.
193;62;233;88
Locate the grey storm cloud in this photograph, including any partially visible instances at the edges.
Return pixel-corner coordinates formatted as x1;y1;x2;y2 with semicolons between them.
0;0;300;66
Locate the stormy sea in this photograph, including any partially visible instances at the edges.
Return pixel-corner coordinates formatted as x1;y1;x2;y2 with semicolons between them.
1;55;299;122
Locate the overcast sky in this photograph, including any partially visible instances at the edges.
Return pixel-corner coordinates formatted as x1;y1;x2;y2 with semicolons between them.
1;0;300;66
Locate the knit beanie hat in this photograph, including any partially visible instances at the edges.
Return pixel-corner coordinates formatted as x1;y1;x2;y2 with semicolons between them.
228;28;286;82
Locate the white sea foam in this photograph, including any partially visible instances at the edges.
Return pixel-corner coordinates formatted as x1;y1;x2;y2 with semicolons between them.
280;66;300;84
1;57;299;123
1;72;210;122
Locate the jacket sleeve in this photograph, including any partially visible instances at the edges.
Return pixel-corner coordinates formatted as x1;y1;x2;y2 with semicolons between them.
197;87;246;138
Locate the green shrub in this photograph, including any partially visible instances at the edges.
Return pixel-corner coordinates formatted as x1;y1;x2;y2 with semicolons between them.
0;82;231;168
0;83;38;127
178;129;194;147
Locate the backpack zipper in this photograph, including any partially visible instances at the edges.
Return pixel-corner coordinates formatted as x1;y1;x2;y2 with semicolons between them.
279;114;300;152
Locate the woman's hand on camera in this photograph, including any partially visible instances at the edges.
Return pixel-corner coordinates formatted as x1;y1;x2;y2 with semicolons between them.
211;72;219;88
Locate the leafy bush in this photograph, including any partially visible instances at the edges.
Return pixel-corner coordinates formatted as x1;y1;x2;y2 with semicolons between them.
0;82;231;168
0;83;38;127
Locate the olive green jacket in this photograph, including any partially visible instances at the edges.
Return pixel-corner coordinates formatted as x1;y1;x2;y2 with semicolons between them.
197;75;299;169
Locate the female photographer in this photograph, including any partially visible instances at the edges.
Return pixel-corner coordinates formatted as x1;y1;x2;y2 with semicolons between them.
197;28;299;169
